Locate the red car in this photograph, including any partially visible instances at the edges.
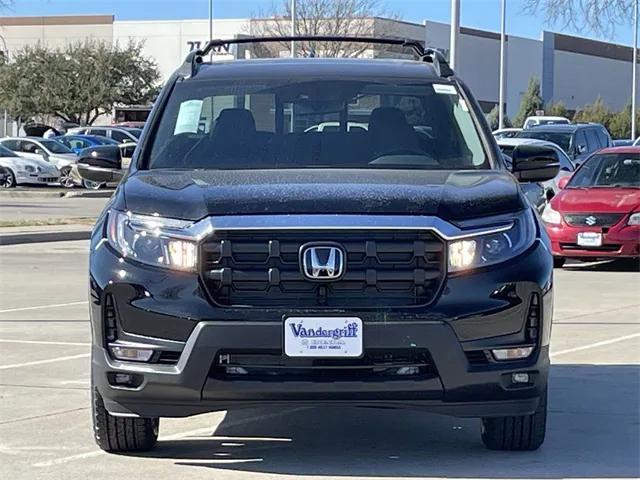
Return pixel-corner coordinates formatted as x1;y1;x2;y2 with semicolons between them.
541;146;640;266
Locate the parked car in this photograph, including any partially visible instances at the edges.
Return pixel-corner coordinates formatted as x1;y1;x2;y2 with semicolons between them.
54;134;119;155
498;137;575;202
86;36;560;454
613;139;635;147
492;128;522;140
541;146;640;267
66;126;141;144
0;137;78;188
517;123;613;166
0;144;60;188
304;121;368;132
523;116;570;129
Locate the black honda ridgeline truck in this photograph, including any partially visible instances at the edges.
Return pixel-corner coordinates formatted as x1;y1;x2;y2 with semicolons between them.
84;37;560;453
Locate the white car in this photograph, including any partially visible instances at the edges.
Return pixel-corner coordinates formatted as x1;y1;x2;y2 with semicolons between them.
523;116;570;129
497;137;575;201
0;137;78;187
304;122;368;133
0;144;60;188
492;128;522;140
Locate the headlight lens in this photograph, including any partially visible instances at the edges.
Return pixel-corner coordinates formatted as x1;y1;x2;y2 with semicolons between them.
448;210;536;272
24;165;36;173
107;210;198;270
541;204;562;225
628;212;640;226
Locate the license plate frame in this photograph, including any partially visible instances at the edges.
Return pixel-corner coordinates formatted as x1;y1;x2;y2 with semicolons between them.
577;232;603;247
284;317;363;358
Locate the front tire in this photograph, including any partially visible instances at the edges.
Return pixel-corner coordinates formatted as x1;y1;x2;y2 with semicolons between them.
59;166;75;188
92;388;159;453
481;389;547;451
0;168;16;188
82;179;103;190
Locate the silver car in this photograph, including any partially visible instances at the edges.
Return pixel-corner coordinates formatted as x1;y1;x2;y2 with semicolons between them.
0;144;60;188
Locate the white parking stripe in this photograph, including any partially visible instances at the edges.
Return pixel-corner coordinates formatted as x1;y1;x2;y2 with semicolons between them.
0;301;87;314
0;339;89;346
551;332;640;358
0;353;89;370
33;407;311;468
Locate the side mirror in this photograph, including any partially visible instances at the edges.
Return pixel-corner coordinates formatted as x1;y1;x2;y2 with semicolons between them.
557;176;571;189
511;144;560;183
77;146;123;184
34;148;48;158
576;144;587;154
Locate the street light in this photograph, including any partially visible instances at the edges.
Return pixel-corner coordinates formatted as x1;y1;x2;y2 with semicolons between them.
291;0;296;57
0;34;8;137
449;0;460;69
632;0;638;140
498;0;507;130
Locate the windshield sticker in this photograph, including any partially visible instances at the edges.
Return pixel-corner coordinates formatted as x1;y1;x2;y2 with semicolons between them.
458;98;469;112
174;100;204;134
433;84;457;95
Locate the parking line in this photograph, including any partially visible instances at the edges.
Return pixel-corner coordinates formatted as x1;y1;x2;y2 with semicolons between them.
0;353;89;370
0;301;87;314
33;406;311;468
0;339;90;346
551;332;640;358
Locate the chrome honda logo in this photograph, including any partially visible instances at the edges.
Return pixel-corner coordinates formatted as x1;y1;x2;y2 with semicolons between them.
585;216;597;226
300;244;345;280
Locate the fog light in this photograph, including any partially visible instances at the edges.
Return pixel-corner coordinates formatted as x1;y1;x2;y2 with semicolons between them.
110;345;154;362
225;366;248;375
512;372;530;384
491;346;534;361
396;366;420;376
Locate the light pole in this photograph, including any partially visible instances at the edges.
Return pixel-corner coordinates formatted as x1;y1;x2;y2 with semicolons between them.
449;0;460;69
208;0;213;61
498;0;507;130
291;0;296;57
0;34;8;137
632;0;638;140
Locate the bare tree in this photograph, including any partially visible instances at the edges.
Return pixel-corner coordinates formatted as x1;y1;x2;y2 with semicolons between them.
523;0;634;38
249;0;397;58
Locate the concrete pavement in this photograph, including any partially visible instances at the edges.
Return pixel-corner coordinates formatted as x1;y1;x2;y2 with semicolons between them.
0;240;638;479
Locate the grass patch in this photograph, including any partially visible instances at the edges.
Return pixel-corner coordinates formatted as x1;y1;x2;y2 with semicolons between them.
0;217;96;228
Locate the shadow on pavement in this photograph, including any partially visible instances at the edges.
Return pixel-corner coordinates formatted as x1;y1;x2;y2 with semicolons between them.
134;364;639;478
563;259;640;272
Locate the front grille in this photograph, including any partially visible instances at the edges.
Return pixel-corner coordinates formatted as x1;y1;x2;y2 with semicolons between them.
464;350;491;365
563;213;624;228
201;230;446;308
211;348;437;381
560;243;621;252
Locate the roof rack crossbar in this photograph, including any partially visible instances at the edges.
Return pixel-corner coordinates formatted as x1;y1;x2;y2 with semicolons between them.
180;36;454;79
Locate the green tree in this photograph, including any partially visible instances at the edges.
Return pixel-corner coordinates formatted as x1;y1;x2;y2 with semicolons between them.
545;101;568;118
608;104;640;139
572;97;612;126
0;40;160;125
486;105;512;130
514;77;544;128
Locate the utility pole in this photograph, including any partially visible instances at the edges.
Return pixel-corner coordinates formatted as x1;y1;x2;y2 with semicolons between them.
291;0;296;57
632;0;638;140
208;0;214;61
449;0;460;69
0;34;8;137
498;0;507;130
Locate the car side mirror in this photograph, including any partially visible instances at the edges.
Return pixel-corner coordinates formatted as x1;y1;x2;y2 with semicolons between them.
576;144;587;154
34;148;47;158
511;144;560;183
77;146;123;184
557;176;571;189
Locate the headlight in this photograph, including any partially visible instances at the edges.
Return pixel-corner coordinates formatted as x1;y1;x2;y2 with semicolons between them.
24;165;36;173
541;204;562;225
107;210;198;270
448;210;536;272
629;212;640;226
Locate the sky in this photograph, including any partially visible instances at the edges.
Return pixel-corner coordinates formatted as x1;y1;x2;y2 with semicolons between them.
1;0;636;46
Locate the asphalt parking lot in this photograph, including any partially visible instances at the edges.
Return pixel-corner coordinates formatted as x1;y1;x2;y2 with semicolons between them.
0;240;638;480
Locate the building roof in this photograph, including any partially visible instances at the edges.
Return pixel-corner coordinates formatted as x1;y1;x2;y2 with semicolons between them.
194;57;440;81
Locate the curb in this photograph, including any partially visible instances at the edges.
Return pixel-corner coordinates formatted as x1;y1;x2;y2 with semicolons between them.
64;190;114;199
0;229;91;246
0;189;114;199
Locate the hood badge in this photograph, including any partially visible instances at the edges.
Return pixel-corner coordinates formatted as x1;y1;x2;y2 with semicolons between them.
585;216;597;226
301;244;345;280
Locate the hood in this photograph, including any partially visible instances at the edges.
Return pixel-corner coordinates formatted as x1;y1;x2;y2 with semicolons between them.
121;169;526;222
50;153;78;163
552;187;640;213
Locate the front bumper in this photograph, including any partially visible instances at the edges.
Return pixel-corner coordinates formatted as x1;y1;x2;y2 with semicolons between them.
16;172;60;185
90;233;553;419
546;222;640;259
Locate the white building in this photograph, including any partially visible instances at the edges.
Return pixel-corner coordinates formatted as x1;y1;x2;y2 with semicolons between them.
0;14;637;134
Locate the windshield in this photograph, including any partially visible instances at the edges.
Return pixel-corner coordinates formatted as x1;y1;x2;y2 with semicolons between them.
516;131;571;152
0;145;18;157
568;153;640;188
39;139;73;154
147;78;489;170
124;128;142;139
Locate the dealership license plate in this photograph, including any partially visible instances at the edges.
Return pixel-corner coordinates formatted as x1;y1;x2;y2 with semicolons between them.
577;232;603;247
284;317;363;358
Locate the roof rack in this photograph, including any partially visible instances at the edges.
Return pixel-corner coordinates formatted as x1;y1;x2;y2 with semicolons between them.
178;36;454;79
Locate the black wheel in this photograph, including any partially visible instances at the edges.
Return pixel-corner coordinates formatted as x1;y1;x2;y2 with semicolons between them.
553;257;566;268
59;166;75;188
92;388;159;453
0;168;16;188
481;389;547;451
